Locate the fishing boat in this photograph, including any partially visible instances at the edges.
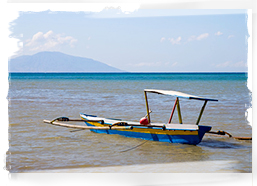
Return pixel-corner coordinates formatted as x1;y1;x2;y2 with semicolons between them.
45;89;219;145
80;89;218;145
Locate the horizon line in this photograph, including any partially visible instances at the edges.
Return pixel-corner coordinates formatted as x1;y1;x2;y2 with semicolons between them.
8;71;247;73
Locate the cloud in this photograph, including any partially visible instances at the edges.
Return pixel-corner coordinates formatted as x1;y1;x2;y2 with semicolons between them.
171;62;178;67
215;31;223;36
228;35;235;39
160;37;166;42
25;30;77;52
160;36;181;44
134;62;162;67
215;61;247;68
188;35;196;42
233;61;247;67
168;36;181;45
196;33;209;40
215;61;232;68
188;33;209;41
133;61;178;67
163;33;208;44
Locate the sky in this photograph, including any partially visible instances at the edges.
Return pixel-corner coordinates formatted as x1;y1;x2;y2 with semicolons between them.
10;9;249;72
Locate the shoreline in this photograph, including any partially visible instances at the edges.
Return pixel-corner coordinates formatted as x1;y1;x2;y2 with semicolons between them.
24;160;241;173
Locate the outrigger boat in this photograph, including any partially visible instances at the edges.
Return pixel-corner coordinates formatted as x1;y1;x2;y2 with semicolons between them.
45;89;220;145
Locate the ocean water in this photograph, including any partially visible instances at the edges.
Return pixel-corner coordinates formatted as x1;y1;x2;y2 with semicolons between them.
6;73;252;173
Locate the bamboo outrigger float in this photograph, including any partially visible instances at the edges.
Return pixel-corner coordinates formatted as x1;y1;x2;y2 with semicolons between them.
45;89;234;145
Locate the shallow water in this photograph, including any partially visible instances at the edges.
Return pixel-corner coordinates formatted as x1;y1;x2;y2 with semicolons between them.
6;73;252;172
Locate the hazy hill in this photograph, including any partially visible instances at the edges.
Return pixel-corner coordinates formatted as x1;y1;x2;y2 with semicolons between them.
9;51;123;72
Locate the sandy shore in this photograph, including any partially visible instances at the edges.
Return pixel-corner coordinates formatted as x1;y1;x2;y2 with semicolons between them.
8;161;252;186
29;160;240;173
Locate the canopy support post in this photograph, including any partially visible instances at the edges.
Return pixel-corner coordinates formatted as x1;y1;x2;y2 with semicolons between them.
176;98;183;124
196;100;208;125
144;91;151;123
168;97;178;124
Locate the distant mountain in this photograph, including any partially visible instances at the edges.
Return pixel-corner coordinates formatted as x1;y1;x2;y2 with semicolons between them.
9;51;124;72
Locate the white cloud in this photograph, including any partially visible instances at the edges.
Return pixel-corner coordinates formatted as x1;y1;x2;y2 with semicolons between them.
171;62;178;67
168;36;181;45
188;35;196;42
215;31;223;36
25;30;77;52
196;33;209;40
215;61;232;68
234;61;247;67
132;61;178;67
134;62;162;67
160;37;166;42
215;61;247;68
165;33;209;44
228;35;235;39
188;33;209;41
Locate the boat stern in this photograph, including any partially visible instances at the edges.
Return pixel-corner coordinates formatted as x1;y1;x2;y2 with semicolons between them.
198;125;212;142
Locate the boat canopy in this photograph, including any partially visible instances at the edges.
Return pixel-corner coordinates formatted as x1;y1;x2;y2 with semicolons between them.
144;89;218;102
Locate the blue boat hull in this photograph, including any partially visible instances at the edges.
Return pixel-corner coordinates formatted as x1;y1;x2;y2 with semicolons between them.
84;121;211;145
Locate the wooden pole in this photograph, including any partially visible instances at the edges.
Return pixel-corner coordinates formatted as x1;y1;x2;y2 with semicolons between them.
196;100;208;125
176;98;183;124
168;97;178;124
144;91;151;123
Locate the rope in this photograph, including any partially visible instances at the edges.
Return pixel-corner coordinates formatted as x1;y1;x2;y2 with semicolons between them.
120;140;149;153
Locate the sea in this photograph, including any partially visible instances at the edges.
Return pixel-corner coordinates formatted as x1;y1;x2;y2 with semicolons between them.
6;72;252;173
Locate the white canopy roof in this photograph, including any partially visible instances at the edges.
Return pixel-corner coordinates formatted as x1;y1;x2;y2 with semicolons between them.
144;89;218;102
